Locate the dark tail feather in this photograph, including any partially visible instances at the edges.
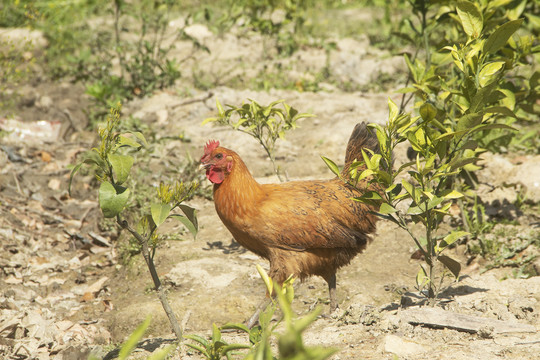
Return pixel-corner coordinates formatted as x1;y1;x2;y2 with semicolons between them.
341;122;380;178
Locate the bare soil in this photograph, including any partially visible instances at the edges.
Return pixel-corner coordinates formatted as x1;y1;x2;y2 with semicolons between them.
1;17;539;360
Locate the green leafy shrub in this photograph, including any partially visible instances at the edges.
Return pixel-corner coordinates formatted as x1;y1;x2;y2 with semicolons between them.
2;0;207;125
215;0;311;57
70;103;198;340
0;37;35;113
395;0;539;154
323;1;533;299
184;324;251;360
204;99;314;181
76;0;201;122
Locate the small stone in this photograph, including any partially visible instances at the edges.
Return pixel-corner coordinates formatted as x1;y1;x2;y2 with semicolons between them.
38;96;53;110
184;24;212;42
156;109;169;125
384;334;427;356
48;178;61;190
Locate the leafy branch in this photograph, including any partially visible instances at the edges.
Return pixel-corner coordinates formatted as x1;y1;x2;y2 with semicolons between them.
203;99;314;182
69;103;198;340
324;2;525;299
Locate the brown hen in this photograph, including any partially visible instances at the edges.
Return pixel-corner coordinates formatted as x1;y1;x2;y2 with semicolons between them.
200;122;380;315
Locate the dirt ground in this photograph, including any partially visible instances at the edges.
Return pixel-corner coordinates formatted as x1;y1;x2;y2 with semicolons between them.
1;16;539;360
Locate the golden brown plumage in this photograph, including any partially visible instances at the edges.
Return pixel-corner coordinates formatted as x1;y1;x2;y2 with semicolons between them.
200;123;380;311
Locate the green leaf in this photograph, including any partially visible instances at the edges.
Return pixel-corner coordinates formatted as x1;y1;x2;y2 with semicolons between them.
438;255;461;278
117;135;142;149
108;153;134;185
396;86;417;94
361;149;374;170
472;123;517;132
202;116;218;125
170;214;198;239
211;323;221;343
147;345;175;360
471;81;499;113
68;162;84;196
388;98;399;123
386;183;402;197
359;191;383;200
118;316;151;360
426;196;444;210
456;1;483;38
403;54;418;83
483;106;517;118
84;149;107;167
525;12;540;29
184;334;209;347
439;189;464;199
379;203;397;214
216;99;225;117
170;204;199;239
222;344;252;353
434;129;464;141
402;179;420;204
294;306;322;333
456;113;482;132
449;156;480;170
183;343;209;357
483;19;523;54
99;181;130;218
397;160;416;173
293;112;315;121
407;205;424;215
321;156;340;177
377;170;392;186
151;203;171;227
440;231;470;249
498;88;516;110
358;169;374;181
256;264;273;296
131;131;148;147
416;266;429;288
478;61;505;87
220;323;250;334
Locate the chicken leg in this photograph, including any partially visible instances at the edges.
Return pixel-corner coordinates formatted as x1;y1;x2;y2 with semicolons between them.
327;273;338;311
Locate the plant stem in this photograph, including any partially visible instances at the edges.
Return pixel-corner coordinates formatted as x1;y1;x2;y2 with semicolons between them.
113;0;125;80
420;1;431;70
117;218;183;340
425;211;435;299
396;213;428;260
260;140;284;182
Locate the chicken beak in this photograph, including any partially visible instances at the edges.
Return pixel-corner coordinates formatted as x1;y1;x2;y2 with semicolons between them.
199;163;210;171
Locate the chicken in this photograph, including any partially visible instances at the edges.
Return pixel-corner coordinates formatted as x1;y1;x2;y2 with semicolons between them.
200;122;380;315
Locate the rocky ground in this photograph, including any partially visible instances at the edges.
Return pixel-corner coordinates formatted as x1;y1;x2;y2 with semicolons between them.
1;16;539;360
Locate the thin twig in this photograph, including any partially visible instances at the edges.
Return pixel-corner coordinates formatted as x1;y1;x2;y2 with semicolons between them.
170;91;214;109
181;310;192;332
12;172;23;196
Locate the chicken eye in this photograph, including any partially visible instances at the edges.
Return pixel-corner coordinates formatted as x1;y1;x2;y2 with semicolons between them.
215;153;223;160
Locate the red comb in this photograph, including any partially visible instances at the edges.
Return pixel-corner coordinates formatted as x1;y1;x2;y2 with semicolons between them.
204;140;220;154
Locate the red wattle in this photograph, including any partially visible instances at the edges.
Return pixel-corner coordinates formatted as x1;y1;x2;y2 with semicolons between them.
207;169;225;184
